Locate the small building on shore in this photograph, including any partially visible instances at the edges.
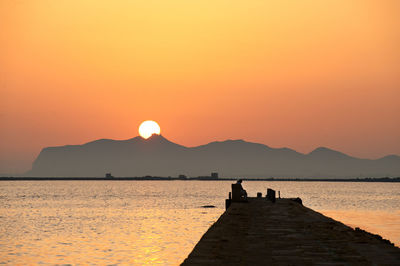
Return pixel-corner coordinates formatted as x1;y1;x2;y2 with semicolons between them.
178;174;187;180
105;173;114;179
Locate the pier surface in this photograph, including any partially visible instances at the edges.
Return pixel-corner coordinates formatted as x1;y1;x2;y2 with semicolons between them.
182;198;400;265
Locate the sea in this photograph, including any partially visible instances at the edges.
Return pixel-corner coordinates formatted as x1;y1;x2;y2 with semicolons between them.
0;180;399;265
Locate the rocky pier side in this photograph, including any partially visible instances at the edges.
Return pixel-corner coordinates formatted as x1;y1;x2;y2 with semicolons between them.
181;198;400;265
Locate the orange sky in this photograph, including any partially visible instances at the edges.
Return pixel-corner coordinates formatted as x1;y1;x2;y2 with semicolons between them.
1;0;399;174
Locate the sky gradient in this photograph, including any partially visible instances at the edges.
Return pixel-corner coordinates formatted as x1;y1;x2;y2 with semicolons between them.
1;0;399;174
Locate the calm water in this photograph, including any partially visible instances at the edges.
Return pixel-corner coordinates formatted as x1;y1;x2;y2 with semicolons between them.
0;181;399;265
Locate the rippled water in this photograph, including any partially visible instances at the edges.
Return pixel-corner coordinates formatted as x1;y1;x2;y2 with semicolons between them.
0;181;399;265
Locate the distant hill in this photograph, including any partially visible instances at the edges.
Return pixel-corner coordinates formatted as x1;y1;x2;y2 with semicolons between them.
27;135;400;178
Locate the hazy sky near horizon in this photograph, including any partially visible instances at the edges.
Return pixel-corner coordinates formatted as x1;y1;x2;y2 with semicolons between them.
1;0;399;173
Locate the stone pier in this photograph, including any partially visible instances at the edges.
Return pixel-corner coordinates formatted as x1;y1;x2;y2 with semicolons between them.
182;198;400;265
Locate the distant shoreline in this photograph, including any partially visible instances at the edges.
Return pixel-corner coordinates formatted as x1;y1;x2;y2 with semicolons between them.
1;177;399;182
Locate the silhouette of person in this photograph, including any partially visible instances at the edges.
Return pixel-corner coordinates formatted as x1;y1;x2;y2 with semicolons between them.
236;179;247;200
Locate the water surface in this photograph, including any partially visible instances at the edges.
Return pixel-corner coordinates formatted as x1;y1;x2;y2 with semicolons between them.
0;181;399;265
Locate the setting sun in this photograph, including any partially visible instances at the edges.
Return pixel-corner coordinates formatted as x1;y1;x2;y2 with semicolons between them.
139;120;161;139
1;1;400;264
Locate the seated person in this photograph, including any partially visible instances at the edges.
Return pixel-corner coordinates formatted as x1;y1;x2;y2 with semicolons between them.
231;179;247;201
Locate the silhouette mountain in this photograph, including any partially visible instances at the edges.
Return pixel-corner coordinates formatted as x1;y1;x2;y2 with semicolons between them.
27;135;400;178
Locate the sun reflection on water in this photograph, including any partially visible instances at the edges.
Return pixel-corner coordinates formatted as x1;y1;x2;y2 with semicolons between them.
0;181;225;265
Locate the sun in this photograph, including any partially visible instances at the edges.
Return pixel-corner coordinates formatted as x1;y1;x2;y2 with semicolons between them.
138;120;161;139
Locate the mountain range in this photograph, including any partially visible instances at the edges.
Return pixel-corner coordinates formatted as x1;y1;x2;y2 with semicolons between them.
27;134;400;178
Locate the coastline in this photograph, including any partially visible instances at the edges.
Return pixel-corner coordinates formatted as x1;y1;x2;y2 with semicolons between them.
1;176;399;182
